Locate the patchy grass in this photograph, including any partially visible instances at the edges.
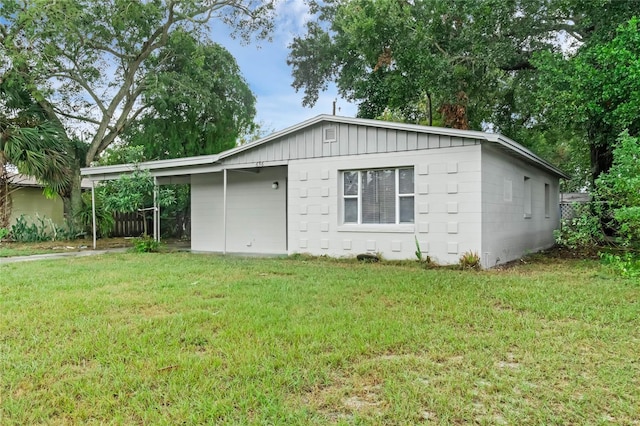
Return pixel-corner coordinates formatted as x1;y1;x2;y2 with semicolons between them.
0;238;131;257
0;253;638;424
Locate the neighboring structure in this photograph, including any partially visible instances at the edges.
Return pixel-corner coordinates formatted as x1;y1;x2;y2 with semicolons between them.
81;115;569;268
3;173;65;228
560;192;591;220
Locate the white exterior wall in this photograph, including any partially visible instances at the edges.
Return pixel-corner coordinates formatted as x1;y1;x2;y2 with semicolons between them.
287;146;483;263
190;166;287;254
191;173;224;252
481;145;560;267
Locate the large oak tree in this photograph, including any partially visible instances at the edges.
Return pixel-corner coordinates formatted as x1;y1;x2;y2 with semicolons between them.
1;0;273;216
288;0;638;183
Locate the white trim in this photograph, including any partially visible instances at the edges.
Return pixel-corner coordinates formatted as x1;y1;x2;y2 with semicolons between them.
223;168;228;254
80;115;569;181
91;181;96;250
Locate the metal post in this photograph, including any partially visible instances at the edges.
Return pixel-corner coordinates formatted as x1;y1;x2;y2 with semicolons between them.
153;176;158;241
91;180;96;250
223;169;227;254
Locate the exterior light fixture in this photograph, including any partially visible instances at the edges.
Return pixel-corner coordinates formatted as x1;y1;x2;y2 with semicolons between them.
272;181;279;190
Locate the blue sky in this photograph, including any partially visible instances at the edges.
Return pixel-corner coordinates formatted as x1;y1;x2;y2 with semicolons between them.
210;1;357;132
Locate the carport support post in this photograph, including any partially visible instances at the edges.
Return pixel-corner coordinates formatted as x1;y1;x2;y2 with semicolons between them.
91;180;96;250
153;176;158;242
223;168;227;254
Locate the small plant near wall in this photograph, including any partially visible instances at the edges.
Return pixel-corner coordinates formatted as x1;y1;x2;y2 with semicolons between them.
414;236;435;267
0;227;8;241
459;251;481;270
414;236;424;261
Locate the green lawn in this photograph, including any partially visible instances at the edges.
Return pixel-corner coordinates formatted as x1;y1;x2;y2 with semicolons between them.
0;253;638;424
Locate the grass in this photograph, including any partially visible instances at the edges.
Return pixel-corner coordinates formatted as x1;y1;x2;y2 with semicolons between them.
0;253;638;424
0;238;133;258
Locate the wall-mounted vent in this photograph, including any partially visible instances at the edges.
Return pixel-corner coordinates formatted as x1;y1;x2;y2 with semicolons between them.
323;127;337;143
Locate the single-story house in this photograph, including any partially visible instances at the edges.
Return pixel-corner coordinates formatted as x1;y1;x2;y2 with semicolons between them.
3;173;66;228
81;115;569;268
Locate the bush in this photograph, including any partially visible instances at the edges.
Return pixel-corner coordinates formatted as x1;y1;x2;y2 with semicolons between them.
596;132;640;246
132;235;162;253
0;227;8;241
76;192;115;238
554;204;604;253
601;251;640;279
10;215;54;242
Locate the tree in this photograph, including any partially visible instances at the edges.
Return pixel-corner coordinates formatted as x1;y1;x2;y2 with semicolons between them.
125;30;256;160
596;132;640;246
534;17;640;181
287;0;638;181
0;73;71;228
1;0;273;217
99;146;176;236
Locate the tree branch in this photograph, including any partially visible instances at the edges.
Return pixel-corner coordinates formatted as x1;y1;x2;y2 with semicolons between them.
52;109;103;126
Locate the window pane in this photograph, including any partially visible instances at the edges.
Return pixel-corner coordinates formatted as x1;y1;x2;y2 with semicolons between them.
399;168;414;194
362;170;395;224
344;198;358;223
344;171;358;196
400;197;414;223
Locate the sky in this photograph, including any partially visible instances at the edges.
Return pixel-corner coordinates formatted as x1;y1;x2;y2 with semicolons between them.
210;0;358;133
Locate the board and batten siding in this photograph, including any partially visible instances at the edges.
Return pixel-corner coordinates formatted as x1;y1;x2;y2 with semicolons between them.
480;144;560;267
222;122;479;167
287;145;483;263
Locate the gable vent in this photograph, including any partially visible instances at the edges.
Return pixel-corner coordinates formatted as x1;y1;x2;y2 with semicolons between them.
323;127;337;143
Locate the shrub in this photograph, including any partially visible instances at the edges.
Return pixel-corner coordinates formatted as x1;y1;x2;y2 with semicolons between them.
554;205;604;253
0;227;8;241
132;235;162;253
595;132;640;246
600;251;640;279
10;215;53;242
76;192;115;238
459;251;481;270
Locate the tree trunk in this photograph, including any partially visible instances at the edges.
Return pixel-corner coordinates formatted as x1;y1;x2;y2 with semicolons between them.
0;164;11;229
62;160;84;229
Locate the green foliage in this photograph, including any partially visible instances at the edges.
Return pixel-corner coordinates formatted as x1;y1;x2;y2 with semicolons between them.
132;235;162;253
533;17;640;181
9;215;56;242
414;236;423;262
8;214;84;242
595;132;640;246
75;192;115;238
102;167;175;215
600;252;640;280
458;251;481;270
289;1;640;184
0;227;8;241
125;31;256;160
1;0;274;167
0;72;72;195
554;205;604;253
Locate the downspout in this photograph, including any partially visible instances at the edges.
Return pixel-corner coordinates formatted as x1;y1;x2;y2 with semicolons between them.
223;168;227;254
91;180;97;250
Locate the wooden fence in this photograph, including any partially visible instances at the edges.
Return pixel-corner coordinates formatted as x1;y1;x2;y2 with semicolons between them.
112;212;149;237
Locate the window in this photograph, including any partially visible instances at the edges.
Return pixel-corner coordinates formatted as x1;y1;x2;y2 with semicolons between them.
544;183;550;217
343;168;414;224
523;176;532;218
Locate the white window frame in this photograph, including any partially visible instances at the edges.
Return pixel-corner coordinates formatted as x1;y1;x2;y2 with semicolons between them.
524;176;532;218
342;167;415;225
